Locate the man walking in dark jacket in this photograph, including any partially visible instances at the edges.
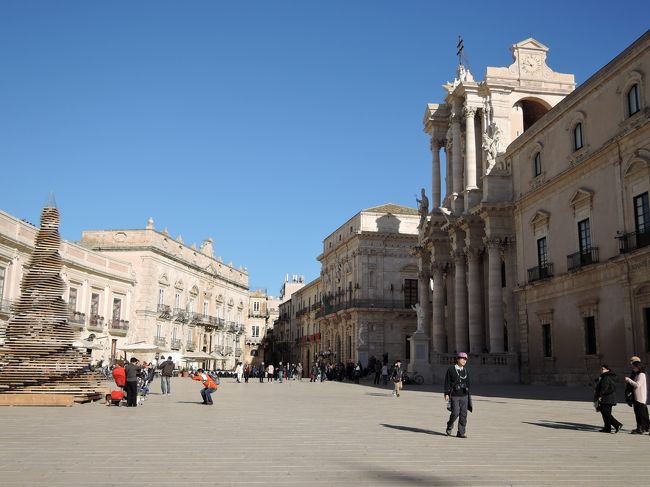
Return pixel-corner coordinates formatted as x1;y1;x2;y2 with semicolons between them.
157;356;174;395
595;364;623;433
444;352;471;438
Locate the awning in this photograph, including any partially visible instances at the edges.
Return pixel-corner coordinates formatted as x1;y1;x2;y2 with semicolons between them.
181;351;214;361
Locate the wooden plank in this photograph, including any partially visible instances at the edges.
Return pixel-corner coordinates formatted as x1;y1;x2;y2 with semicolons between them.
0;393;74;407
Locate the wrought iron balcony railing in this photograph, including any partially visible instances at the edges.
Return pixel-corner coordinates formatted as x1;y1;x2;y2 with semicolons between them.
173;308;189;323
617;230;650;254
567;247;599;271
186;341;196;352
153;336;167;347
157;304;172;319
224;346;233;356
67;309;86;326
88;315;105;330
170;338;182;350
527;263;554;283
315;299;412;318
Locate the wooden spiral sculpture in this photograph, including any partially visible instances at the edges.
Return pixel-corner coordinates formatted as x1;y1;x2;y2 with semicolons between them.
0;200;102;404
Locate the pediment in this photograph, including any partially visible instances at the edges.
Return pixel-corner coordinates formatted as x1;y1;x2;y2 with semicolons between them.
529;210;550;227
158;274;170;286
513;38;549;52
624;149;650;177
569;188;594;208
174;279;184;290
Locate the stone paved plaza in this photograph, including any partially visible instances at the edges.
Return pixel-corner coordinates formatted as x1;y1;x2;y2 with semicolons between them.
1;377;649;486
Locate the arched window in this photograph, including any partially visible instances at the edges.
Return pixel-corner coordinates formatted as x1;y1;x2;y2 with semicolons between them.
533;151;542;177
573;123;583;151
628;84;640;116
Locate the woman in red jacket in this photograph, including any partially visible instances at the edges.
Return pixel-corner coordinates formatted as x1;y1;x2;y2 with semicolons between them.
192;369;218;405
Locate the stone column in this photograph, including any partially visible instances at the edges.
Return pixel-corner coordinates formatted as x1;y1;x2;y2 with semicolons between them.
465;247;484;353
431;263;446;353
451;115;463;198
486;238;505;353
430;138;441;209
444;145;452;205
453;250;468;353
464;105;478;191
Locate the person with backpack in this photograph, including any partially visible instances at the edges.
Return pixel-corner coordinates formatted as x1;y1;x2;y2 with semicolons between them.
191;368;218;405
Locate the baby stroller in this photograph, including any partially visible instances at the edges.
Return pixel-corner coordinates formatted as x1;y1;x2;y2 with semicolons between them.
136;367;155;404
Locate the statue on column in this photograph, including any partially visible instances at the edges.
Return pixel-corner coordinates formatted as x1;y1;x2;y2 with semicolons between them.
482;122;502;173
358;323;366;346
411;302;424;333
416;188;429;226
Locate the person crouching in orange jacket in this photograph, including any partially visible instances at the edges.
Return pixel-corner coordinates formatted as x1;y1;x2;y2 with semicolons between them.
191;368;218;405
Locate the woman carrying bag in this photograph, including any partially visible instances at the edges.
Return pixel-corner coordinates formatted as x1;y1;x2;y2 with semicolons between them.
594;364;623;433
625;359;649;434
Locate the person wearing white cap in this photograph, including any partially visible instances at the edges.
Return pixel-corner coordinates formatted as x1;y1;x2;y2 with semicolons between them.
444;352;472;438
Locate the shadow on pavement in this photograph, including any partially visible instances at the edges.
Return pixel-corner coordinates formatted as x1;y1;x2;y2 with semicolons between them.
366;392;391;397
342;459;459;486
522;420;600;431
381;423;448;437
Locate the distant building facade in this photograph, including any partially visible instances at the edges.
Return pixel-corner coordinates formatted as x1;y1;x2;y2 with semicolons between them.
0;209;136;363
315;204;419;366
81;219;248;369
245;288;279;365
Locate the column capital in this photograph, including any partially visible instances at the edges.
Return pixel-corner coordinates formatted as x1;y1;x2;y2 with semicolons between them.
430;261;448;275
430;137;444;152
483;237;503;250
462;105;478;119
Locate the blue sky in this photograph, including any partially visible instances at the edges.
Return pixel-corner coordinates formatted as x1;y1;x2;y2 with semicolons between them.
1;1;648;294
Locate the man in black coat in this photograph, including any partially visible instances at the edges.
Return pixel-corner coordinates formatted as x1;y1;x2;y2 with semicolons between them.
444;352;472;438
594;364;623;433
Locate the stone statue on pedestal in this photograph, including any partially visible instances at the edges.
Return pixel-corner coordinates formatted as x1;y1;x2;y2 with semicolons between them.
411;303;424;333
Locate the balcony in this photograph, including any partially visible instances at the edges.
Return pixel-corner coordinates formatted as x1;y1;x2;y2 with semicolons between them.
157;304;172;320
153;336;167;347
172;308;189;323
235;347;242;357
67;309;86;330
0;299;13;317
315;299;411;319
527;263;554;283
88;315;105;331
170;338;182;350
191;312;210;326
186;341;196;352
108;319;129;336
617;230;650;254
567;247;599;271
224;346;233;356
246;336;262;345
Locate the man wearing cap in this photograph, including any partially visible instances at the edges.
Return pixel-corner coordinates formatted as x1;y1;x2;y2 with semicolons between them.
444;352;472;438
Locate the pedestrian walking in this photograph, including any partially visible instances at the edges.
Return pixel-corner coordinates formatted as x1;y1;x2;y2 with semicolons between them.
235;362;243;383
259;362;266;383
243;363;250;383
278;362;284;383
381;363;389;386
624;357;649;434
157;355;174;395
354;361;362;384
191;368;218;405
374;360;382;385
390;360;404;397
267;363;274;382
296;362;303;381
594;364;623;433
444;352;472;438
